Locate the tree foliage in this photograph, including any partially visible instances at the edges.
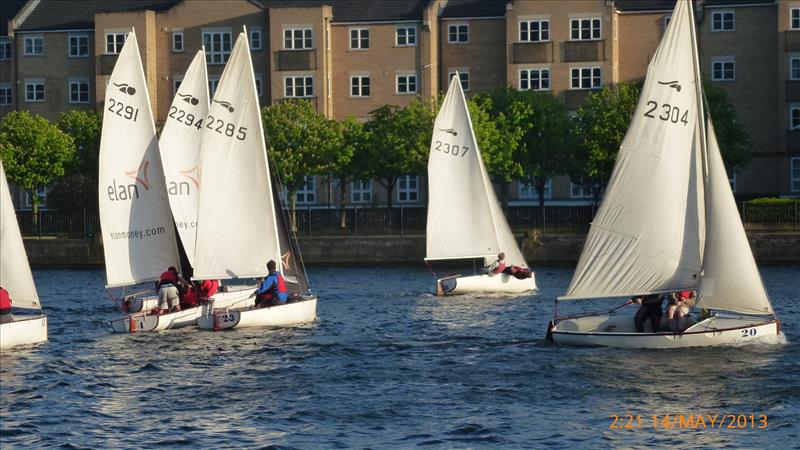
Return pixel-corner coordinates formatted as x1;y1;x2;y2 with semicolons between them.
0;111;75;213
703;78;752;174
57;110;102;176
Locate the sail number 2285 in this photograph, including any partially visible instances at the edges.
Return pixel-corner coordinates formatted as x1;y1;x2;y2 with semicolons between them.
205;114;247;141
643;100;689;126
434;140;469;157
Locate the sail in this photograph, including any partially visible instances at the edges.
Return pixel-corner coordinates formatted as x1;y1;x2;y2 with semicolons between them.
697;120;773;314
158;50;209;267
272;177;310;293
426;75;502;262
0;161;40;309
562;0;704;300
193;32;280;280
98;31;180;288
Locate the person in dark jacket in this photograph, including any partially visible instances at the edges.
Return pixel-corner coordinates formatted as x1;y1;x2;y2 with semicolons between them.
632;294;665;333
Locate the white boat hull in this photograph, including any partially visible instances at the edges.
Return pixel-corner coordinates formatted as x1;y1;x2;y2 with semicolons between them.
437;273;537;296
0;315;48;350
197;297;317;330
548;313;782;349
110;290;255;333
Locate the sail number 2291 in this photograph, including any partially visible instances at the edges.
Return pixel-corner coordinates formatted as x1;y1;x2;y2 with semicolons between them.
434;140;469;157
643;101;689;126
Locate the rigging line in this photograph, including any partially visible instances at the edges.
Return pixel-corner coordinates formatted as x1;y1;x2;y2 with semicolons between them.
555;300;633;321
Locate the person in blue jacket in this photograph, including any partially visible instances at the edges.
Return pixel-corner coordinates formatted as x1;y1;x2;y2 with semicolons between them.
255;260;288;308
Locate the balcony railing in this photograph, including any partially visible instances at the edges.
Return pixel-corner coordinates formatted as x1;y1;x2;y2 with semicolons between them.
564;40;605;62
511;41;554;64
275;50;317;71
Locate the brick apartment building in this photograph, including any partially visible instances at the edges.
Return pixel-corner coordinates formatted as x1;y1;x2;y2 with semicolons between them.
0;0;797;210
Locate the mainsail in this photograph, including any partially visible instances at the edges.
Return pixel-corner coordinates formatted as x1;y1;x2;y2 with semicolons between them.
562;0;704;300
426;75;527;267
98;31;179;287
158;50;209;267
0;161;40;309
192;31;280;280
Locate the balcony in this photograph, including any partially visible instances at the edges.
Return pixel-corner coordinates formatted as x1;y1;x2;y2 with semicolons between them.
511;42;553;64
787;80;800;101
97;54;119;76
786;130;800;152
785;31;800;52
564;89;591;110
275;50;317;71
564;40;605;62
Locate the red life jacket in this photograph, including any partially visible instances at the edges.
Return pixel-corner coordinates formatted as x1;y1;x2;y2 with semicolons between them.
159;271;178;285
0;288;11;310
200;279;219;297
276;273;287;295
495;262;507;274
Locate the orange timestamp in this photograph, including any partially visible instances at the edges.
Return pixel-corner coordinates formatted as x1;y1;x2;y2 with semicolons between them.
609;414;768;430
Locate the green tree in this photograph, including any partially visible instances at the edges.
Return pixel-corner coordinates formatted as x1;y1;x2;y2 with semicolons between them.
261;100;342;225
329;117;369;228
48;110;102;211
0;111;75;216
703;78;752;174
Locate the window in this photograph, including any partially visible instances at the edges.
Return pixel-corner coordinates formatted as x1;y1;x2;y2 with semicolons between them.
790;105;800;130
284;76;314;98
351;76;370;97
396;74;417;94
570;18;601;41
24;36;44;55
729;170;736;193
519;179;552;200
792;158;800;192
255;74;263;98
172;32;184;52
351;180;372;203
791;57;800;80
712;58;735;81
448;24;468;43
209;77;219;97
105;32;125;54
570;67;601;89
520;19;549;42
396;26;416;46
448;71;469;91
711;11;734;32
397;175;418;202
296;176;316;204
68;34;88;57
793;8;800;30
24;186;47;208
0;84;12;105
203;31;232;64
350;28;369;50
250;27;262;50
284;28;312;49
173;76;182;96
0;37;10;60
24;80;45;102
520;68;550;91
570;182;594;199
664;14;672;29
68;79;89;104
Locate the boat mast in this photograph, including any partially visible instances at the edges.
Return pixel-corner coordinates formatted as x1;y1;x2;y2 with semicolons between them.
688;1;709;189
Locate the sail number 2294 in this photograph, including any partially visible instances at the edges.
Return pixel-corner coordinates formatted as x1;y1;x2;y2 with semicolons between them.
434;140;469;157
643;100;689;126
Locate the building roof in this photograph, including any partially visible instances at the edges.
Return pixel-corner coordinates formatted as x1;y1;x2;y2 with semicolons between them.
15;0;182;31
615;0;775;13
261;0;430;23
1;0;28;34
440;0;506;19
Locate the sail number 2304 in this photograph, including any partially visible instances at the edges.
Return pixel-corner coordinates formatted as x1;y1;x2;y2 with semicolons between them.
643;100;689;126
434;140;469;157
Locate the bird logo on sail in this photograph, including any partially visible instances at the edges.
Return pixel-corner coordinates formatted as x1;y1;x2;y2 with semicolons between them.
113;82;136;96
177;93;200;105
658;80;681;92
439;128;458;136
212;99;235;113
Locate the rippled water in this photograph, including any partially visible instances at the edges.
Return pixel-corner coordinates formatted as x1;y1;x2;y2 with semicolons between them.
1;265;798;449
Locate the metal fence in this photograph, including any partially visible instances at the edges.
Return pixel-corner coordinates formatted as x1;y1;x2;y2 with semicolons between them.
15;202;800;238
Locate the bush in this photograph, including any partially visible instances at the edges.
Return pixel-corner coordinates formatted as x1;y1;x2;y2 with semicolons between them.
747;198;800;205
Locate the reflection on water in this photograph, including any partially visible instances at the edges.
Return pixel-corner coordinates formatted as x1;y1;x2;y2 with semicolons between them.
0;265;798;448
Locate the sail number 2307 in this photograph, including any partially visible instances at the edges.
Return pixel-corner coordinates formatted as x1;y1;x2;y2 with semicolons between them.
434;140;469;157
643;101;689;126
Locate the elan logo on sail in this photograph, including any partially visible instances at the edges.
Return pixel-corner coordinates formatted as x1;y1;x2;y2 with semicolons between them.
107;160;151;201
439;128;458;136
113;82;136;96
177;93;200;106
658;80;682;92
213;99;235;113
169;164;201;196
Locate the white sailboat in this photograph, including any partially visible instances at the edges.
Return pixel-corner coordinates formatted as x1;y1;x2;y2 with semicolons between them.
547;0;781;348
0;160;48;350
193;30;316;331
425;75;536;296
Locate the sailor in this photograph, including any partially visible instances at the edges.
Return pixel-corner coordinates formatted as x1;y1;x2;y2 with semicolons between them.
484;252;507;276
155;266;185;313
666;290;697;332
197;279;219;301
254;260;287;308
0;286;12;319
631;294;665;333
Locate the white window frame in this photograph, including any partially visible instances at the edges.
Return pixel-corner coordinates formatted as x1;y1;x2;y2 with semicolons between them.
729;170;737;193
570;182;594;199
209;77;219;97
397;175;419;202
396;73;417;94
68;78;90;104
711;10;735;32
792;8;800;30
173;76;183;96
448;71;469;91
172;31;184;52
105;32;125;55
570;17;601;41
284;75;314;98
790;56;800;80
792;158;800;192
296;176;316;204
24;35;44;55
351;180;372;203
519;179;552;200
570;66;601;90
711;57;735;81
350;75;370;97
790;104;800;130
0;83;12;105
520;68;550;91
349;27;369;50
448;24;469;44
203;30;232;64
255;74;263;98
519;19;550;42
396;26;417;47
0;37;10;60
249;27;263;51
24;79;45;102
68;33;89;58
664;14;672;29
283;27;313;50
24;186;47;208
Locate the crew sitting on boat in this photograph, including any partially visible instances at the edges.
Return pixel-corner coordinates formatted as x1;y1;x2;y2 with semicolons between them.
484;253;533;280
254;260;287;308
0;286;12;323
630;294;665;333
666;290;697;332
154;267;188;314
197;279;219;301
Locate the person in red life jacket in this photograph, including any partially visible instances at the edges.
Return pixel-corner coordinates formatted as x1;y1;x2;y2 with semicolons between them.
180;284;199;309
254;260;287;308
0;286;12;316
484;252;507;276
154;266;187;314
197;279;219;302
